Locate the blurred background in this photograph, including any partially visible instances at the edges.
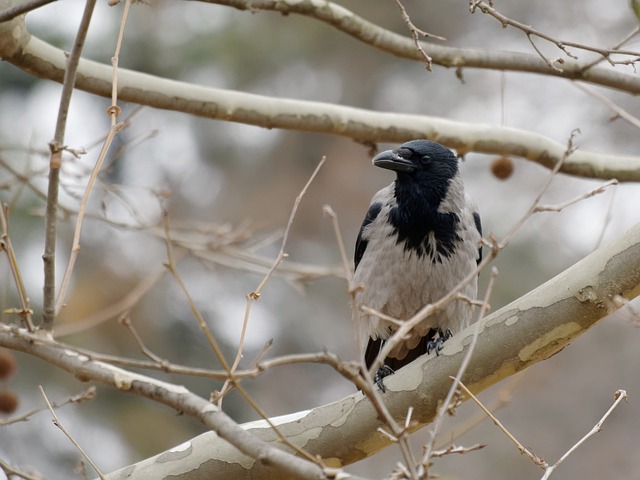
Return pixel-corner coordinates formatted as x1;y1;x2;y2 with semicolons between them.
0;0;639;478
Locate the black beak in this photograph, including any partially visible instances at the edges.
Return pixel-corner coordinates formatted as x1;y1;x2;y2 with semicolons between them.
372;150;416;173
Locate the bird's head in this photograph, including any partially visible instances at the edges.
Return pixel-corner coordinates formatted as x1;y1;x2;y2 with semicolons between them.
372;140;459;183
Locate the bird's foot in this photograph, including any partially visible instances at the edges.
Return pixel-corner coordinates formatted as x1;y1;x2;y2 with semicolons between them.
373;365;395;393
426;329;453;356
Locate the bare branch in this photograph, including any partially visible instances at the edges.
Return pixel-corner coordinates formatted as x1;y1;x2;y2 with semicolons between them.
431;443;485;458
534;179;618;213
0;327;332;480
55;0;132;315
0;220;638;478
0;386;96;427
469;1;640;64
421;266;499;475
541;390;629;480
0;204;35;331
42;0;97;330
200;0;640;93
0;0;54;22
0;457;42;480
394;0;440;70
218;156;326;405
2;5;640;180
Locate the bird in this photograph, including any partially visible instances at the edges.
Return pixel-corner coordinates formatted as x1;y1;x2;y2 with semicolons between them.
352;139;482;390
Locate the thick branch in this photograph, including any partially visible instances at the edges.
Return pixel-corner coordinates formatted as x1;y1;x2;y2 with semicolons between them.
1;224;638;479
0;328;333;480
1;10;640;181
97;223;639;480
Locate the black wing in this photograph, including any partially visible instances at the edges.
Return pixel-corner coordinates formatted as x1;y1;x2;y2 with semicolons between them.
473;211;482;265
354;202;382;270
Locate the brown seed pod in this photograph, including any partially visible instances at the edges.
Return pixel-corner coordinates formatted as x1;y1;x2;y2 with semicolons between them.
0;349;17;380
491;156;515;180
0;390;18;414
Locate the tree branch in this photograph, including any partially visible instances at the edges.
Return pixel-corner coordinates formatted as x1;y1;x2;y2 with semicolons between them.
1;8;640;181
1;222;638;479
0;0;54;22
41;0;97;329
104;222;640;479
202;0;640;94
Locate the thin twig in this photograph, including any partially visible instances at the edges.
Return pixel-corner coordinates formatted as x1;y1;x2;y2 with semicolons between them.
394;0;443;70
421;266;499;475
0;457;42;480
55;124;123;315
119;314;167;365
1;386;96;426
534;179;618;212
162;215;231;372
55;0;132;315
162;215;323;466
435;373;524;450
456;379;548;468
217;156;326;406
42;0;97;329
593;187;616;251
431;443;485;458
574;82;640;130
579;27;640;72
469;1;640;64
322;205;353;284
323;205;419;477
39;386;107;480
541;390;628;480
0;205;35;331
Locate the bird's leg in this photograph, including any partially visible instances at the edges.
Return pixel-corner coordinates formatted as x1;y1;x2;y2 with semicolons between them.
373;365;395;392
426;328;453;356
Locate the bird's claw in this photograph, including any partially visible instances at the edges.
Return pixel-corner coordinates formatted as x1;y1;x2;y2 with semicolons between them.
373;365;395;392
426;328;453;356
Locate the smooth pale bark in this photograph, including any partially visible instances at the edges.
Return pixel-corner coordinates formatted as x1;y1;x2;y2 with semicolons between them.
1;4;640;181
1;224;637;479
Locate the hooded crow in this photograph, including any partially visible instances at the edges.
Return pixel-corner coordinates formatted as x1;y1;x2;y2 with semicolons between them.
352;140;482;389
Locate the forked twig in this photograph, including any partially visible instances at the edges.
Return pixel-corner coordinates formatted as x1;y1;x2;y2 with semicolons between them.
534;179;618;212
0;386;96;427
394;0;445;70
0;204;35;331
431;443;485;458
541;390;628;479
323;204;421;477
119;314;168;365
162;214;322;467
0;457;41;480
420;266;499;474
470;0;640;66
55;0;133;316
217;156;326;405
